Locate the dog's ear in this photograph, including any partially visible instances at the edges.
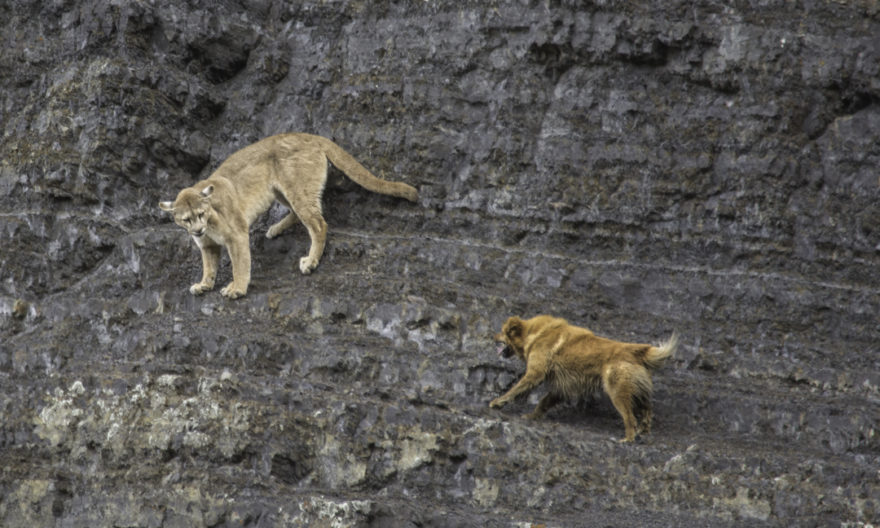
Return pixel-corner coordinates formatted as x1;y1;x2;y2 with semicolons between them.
158;201;174;212
505;316;523;339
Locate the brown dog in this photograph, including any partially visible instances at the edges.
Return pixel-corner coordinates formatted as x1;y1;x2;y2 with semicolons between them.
490;315;678;442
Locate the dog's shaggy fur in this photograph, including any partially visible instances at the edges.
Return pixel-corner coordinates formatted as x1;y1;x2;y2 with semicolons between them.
490;315;678;442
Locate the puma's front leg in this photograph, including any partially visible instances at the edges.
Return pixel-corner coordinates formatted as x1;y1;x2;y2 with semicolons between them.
190;241;221;295
221;235;251;299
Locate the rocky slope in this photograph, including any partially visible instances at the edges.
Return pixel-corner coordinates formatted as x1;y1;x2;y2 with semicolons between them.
1;0;878;526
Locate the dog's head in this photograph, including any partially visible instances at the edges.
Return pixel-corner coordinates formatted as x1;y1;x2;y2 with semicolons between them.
494;316;526;360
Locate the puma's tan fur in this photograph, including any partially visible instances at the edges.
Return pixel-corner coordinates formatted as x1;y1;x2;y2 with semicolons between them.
158;133;418;298
491;315;678;442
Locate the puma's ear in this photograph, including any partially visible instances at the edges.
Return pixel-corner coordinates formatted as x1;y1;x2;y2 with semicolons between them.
505;317;523;338
158;201;174;212
200;185;214;200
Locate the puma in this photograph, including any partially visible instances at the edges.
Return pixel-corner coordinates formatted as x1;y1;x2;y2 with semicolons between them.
158;133;418;299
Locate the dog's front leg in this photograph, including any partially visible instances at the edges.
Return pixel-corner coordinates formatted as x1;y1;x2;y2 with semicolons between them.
490;367;545;409
523;392;563;420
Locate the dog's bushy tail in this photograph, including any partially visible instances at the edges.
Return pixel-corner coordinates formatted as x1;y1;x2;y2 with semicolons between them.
643;332;678;370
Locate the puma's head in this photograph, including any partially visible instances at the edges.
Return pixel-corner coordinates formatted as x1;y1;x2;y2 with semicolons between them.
159;185;214;238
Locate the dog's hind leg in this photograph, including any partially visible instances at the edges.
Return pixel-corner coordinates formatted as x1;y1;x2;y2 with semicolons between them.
603;364;639;442
635;398;653;435
609;392;639;442
632;369;654;435
523;392;562;420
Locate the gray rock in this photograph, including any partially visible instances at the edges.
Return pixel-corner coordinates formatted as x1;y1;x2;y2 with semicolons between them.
1;0;878;526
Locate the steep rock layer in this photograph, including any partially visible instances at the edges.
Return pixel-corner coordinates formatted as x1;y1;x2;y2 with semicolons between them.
1;1;878;526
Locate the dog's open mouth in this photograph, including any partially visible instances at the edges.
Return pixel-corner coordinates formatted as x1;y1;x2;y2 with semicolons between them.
497;343;514;358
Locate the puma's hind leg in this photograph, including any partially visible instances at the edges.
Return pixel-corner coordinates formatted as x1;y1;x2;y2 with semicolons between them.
268;206;327;273
275;154;330;274
296;213;327;274
266;212;298;239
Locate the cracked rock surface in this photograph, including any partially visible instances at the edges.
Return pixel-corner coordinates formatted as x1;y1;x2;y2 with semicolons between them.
1;1;879;526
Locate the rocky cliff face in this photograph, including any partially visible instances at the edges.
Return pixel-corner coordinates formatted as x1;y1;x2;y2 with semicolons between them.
1;1;878;526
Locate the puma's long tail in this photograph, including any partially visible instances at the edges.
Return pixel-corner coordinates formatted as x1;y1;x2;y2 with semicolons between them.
320;136;419;202
642;332;679;370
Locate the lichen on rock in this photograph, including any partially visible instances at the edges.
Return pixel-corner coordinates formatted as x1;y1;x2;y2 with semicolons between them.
2;0;879;526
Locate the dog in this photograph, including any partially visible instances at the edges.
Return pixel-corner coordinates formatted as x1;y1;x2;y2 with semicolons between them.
490;315;678;442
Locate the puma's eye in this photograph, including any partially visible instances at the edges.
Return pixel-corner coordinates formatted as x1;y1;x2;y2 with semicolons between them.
198;212;204;219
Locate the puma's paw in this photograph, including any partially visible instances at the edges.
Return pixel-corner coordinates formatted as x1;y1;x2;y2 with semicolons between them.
299;257;317;275
220;283;246;299
189;282;212;295
489;398;506;409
